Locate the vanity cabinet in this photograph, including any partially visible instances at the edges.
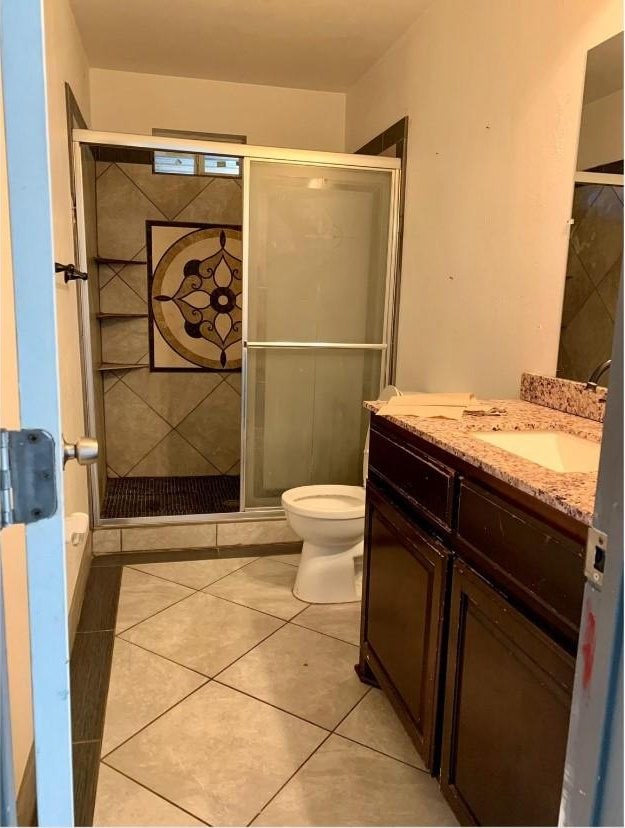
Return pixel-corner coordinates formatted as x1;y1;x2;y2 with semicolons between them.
359;482;450;769
440;560;575;826
360;415;587;826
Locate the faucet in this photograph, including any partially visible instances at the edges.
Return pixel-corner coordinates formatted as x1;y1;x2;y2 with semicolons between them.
586;359;611;389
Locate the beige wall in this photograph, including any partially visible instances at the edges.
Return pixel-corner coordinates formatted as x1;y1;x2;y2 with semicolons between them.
0;73;34;793
45;0;91;530
345;0;623;398
90;68;346;151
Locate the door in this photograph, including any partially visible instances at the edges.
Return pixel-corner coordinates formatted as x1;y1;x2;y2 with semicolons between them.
560;271;624;827
242;159;398;508
360;482;450;770
441;560;575;827
1;2;74;825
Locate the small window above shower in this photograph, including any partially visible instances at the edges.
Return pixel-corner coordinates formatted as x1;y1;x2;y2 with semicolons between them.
152;128;246;178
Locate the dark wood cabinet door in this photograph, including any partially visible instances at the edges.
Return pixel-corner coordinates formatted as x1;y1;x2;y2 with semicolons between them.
441;560;575;827
360;482;450;770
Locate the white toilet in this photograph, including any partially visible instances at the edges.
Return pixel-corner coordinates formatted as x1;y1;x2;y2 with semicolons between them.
281;386;401;604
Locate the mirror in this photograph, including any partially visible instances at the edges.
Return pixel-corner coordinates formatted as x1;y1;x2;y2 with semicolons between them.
557;33;623;387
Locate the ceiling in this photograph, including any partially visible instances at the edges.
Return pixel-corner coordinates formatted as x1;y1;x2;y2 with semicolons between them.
69;0;430;92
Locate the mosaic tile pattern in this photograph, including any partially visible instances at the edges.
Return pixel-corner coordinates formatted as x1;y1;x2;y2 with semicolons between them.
148;223;242;371
520;372;607;422
95;160;243;478
365;398;601;525
101;475;240;518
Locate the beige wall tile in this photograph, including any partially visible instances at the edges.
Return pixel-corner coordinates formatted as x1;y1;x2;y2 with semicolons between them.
177;381;241;473
176;178;243;225
100;317;149;365
96;164;165;258
217;519;298;546
121;523;217;552
128;431;220;477
99;275;147;315
121;162;210;221
92;529;121;554
104;382;171;476
122;369;223;428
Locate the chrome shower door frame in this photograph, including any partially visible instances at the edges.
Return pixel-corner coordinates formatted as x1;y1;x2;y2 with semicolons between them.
239;155;401;510
71;130;401;526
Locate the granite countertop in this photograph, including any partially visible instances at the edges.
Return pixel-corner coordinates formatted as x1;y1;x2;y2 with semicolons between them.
365;399;602;526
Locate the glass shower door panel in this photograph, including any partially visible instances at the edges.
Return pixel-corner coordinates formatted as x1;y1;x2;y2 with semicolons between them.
245;348;382;507
247;162;392;343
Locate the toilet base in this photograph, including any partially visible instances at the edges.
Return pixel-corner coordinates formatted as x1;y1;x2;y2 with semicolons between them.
293;539;363;604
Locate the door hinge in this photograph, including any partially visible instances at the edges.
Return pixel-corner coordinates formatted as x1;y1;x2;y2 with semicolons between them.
585;525;607;589
0;429;57;528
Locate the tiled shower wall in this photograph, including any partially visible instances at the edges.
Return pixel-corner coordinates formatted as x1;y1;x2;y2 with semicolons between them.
95;160;243;477
557;183;623;383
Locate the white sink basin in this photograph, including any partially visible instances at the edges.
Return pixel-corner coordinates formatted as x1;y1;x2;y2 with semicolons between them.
472;430;600;473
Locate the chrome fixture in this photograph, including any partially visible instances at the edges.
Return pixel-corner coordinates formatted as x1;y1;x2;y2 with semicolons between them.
62;436;98;468
586;359;611;389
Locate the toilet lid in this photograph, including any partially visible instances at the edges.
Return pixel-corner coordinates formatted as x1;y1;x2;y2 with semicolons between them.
281;485;365;520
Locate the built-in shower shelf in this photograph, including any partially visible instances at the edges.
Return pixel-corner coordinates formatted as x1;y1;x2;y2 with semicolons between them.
96;312;148;319
97;362;148;372
95;257;148;266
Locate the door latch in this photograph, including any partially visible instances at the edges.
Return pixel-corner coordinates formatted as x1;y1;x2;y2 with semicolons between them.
62;436;98;468
0;429;57;528
584;525;607;589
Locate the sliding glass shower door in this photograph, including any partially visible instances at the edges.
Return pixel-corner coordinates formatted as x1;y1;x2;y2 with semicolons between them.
242;160;398;508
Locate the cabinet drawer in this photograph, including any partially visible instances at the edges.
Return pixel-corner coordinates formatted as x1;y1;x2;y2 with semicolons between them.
456;480;585;645
369;424;456;532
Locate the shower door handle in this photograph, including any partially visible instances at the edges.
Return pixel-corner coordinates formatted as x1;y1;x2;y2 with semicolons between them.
63;436;98;468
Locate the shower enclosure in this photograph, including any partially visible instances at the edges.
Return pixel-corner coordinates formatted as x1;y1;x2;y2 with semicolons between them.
72;131;400;525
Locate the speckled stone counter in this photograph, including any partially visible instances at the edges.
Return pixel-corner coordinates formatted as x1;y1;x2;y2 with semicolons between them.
365;399;602;526
520;372;607;422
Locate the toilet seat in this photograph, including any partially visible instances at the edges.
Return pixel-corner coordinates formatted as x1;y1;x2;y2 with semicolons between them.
281;485;365;520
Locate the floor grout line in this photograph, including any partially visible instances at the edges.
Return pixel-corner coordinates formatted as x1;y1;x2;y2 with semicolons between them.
117;561;362;647
212;676;333;732
114;587;200;637
99;761;212;826
208;620;290;681
124;554;256;592
246;731;334;826
114;635;213;679
100;678;211;761
329;730;430;774
247;687;373;826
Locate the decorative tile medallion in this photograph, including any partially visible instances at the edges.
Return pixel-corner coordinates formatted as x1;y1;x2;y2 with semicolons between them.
148;222;242;371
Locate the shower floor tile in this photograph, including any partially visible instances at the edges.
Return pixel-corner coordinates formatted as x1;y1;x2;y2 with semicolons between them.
101;475;240;518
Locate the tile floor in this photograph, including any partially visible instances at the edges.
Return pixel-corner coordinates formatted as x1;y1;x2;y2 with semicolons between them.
93;550;457;826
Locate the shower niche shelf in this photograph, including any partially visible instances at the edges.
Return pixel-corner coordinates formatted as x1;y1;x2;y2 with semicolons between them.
95;257;148;266
97;312;148;319
97;362;148;372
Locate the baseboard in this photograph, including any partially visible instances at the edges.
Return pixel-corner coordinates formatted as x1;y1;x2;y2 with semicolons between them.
68;532;93;650
16;745;36;827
